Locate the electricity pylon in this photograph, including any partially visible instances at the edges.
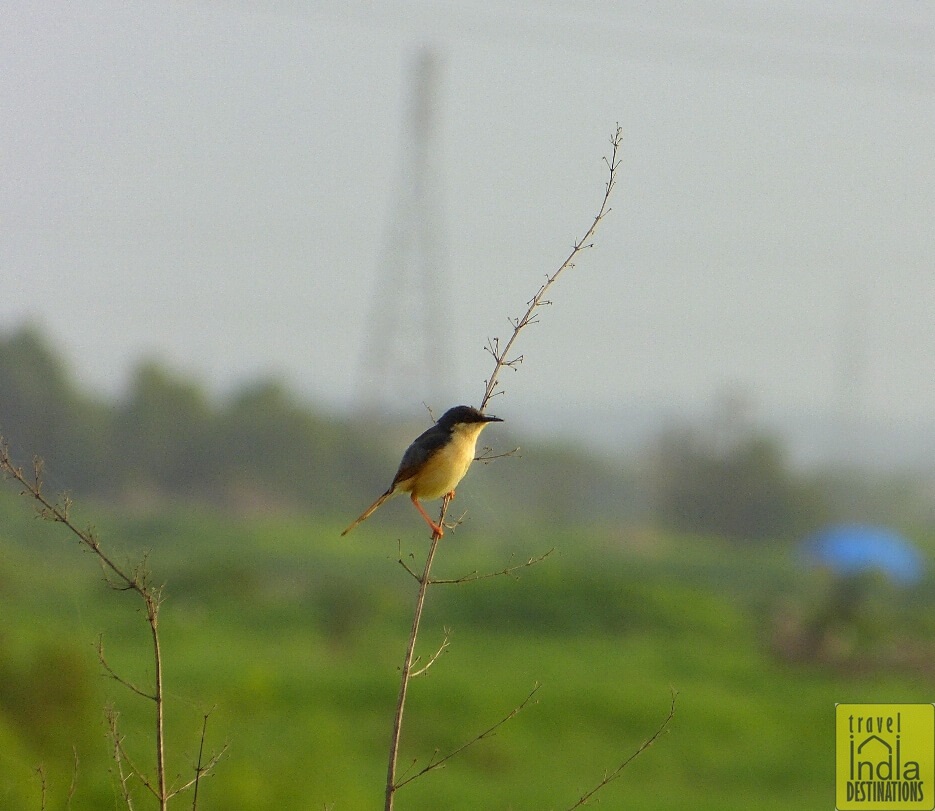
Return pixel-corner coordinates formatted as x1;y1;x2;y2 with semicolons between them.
357;47;450;412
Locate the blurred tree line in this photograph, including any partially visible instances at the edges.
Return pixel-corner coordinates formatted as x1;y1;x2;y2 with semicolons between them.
0;326;641;529
0;326;373;515
647;425;829;540
3;325;928;538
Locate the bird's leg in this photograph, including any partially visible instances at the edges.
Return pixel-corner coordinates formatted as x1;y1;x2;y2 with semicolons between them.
410;494;444;538
446;490;455;500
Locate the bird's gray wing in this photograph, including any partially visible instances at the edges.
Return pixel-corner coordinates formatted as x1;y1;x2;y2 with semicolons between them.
391;422;449;487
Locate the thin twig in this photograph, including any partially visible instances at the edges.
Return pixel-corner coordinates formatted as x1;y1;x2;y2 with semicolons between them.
1;447;139;590
97;636;155;700
147;594;167;807
479;125;622;413
106;708;137;811
409;628;451;678
1;441;169;809
34;764;46;811
115;736;160;801
161;709;228;805
385;498;448;811
436;125;623;534
66;747;79;810
398;548;554;585
564;689;678;810
396;558;421;582
429;548;555;585
474;445;521;463
191;710;211;810
395;683;541;791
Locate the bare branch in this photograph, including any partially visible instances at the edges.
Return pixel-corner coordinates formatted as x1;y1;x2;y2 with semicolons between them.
434;127;622;536
410;629;451;678
429;548;555;585
474;445;521;464
107;707;138;810
2;438;168;809
66;747;79;810
397;556;421;583
394;683;541;791
172;743;228;806
34;763;46;811
161;708;228;805
1;439;141;593
116;736;160;802
98;636;155;700
385;529;444;810
564;689;678;810
479;125;622;413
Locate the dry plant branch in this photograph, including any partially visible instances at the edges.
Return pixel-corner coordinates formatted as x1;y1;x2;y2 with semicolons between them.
0;443;168;807
409;628;451;678
35;764;47;811
163;711;227;804
479;126;622;412
98;636;155;700
1;438;222;809
434;124;622;536
428;548;555;585
475;445;521;463
563;689;678;810
384;128;622;811
107;707;138;811
385;522;445;811
397;546;554;585
190;710;213;810
111;714;163;802
66;747;79;810
394;683;541;792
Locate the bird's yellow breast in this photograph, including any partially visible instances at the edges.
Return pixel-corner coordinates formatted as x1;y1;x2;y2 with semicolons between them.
406;421;490;501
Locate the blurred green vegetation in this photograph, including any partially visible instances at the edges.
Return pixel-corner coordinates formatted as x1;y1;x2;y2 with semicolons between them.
3;325;935;808
1;489;934;809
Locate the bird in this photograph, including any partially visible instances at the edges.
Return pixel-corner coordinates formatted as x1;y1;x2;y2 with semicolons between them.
341;405;503;538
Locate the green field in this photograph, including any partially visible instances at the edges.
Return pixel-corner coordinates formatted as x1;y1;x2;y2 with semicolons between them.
1;491;932;810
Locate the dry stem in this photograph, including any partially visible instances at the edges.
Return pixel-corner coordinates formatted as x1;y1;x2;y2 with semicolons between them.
394;683;540;792
385;513;446;811
1;439;223;809
384;128;622;810
0;446;168;808
479;125;622;412
565;689;678;809
436;124;623;535
66;748;79;809
35;764;47;811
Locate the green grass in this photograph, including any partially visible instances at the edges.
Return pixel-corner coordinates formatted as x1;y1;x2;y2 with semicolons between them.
1;492;933;809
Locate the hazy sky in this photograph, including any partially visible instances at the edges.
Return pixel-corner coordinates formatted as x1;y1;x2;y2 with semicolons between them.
3;2;935;440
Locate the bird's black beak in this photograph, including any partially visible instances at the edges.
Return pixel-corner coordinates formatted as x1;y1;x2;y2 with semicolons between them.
482;413;503;423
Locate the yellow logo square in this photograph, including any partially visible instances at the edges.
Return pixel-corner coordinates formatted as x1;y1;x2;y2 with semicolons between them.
836;704;935;810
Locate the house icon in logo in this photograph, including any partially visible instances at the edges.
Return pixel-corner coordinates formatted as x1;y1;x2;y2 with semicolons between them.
851;735;899;780
858;735;891;756
852;731;900;781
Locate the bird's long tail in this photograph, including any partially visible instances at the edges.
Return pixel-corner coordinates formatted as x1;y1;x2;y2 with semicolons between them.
341;489;394;536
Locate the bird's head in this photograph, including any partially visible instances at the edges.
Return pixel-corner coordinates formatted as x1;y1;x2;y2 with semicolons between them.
436;405;503;430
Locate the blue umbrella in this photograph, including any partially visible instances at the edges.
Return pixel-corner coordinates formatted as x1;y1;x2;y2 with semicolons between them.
803;523;924;586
